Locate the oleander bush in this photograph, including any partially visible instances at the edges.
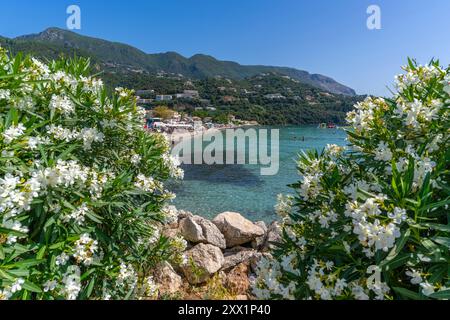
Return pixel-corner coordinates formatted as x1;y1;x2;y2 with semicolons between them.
253;59;449;300
0;48;186;300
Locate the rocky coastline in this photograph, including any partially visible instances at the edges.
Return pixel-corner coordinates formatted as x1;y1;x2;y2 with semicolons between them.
155;211;281;300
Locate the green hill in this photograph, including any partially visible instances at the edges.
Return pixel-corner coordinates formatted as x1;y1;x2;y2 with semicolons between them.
1;27;356;96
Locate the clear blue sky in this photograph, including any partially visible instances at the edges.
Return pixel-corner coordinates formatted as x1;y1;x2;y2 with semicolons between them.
1;0;449;96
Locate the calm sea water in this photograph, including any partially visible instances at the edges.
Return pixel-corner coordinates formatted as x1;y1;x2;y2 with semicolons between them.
168;126;347;222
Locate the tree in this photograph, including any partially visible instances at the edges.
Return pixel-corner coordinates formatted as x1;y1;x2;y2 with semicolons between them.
153;106;175;120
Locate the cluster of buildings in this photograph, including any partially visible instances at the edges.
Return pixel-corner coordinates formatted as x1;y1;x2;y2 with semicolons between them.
155;90;200;102
136;90;201;104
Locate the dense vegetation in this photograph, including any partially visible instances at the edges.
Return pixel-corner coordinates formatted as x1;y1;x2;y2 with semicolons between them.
105;72;363;125
0;50;185;300
0;28;363;125
1;27;355;95
253;60;450;300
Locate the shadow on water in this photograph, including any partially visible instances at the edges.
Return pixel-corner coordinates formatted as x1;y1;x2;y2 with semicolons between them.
174;149;264;187
180;163;264;187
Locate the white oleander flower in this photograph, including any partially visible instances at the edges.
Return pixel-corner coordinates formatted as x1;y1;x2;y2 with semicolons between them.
275;194;294;218
62;266;81;300
0;89;11;101
143;276;159;297
43;280;58;292
405;269;423;285
56;253;70;266
10;278;25;293
80;128;104;151
162;205;178;224
130;154;142;165
388;207;408;225
134;174;157;193
49;95;75;115
63;203;90;225
0;288;12;300
420;281;435;296
162;154;184;179
3;123;26;144
73;234;98;266
374;141;393;162
115;262;138;289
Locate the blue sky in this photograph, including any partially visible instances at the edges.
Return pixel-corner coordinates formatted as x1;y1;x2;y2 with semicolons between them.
1;0;449;96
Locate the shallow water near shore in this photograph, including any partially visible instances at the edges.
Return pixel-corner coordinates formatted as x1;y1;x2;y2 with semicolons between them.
168;126;347;222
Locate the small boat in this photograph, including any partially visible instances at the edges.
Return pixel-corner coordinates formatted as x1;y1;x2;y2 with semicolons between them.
327;123;337;129
318;123;327;129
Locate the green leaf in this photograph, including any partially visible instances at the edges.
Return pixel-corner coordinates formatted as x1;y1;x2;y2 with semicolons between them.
36;246;47;260
49;242;65;250
86;211;103;224
393;287;424;300
5;258;45;269
423;223;450;233
0;227;28;237
86;277;96;298
22;280;42;293
381;229;411;269
432;236;450;249
429;289;450;300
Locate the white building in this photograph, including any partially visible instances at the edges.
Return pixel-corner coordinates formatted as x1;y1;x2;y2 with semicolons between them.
175;90;200;99
156;95;173;101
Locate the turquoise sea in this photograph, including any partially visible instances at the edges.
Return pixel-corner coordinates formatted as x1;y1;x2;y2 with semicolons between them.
169;126;347;222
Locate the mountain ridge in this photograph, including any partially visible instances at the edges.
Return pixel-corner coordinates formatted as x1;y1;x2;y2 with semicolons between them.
3;27;356;95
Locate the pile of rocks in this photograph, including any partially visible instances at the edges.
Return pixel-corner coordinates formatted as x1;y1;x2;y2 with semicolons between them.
155;211;281;299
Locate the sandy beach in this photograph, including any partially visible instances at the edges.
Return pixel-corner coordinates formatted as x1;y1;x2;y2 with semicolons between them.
165;124;256;146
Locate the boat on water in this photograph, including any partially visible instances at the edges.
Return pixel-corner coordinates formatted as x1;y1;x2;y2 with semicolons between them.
318;122;337;129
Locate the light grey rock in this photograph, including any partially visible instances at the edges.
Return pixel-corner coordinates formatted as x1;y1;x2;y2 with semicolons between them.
222;248;259;271
212;212;265;248
153;262;183;295
177;210;193;222
251;221;268;250
182;243;224;284
262;221;282;252
179;216;205;243
179;215;226;249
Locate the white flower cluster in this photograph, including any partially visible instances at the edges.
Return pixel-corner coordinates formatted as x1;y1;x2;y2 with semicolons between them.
394;98;441;128
162;205;179;224
3;123;26;144
275;194;294;219
308;209;338;229
395;64;443;92
47;125;104;151
0;49;187;300
345;199;404;257
49;95;75;115
162;154;184;179
0;89;11;101
115;262;138;291
134;174;158;193
73;234;98;266
142;276;159;298
346;98;382;132
252;257;297;300
61;266;81;300
62;203;90;225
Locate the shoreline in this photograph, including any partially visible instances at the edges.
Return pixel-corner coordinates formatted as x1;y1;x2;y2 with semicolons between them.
166;124;257;146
